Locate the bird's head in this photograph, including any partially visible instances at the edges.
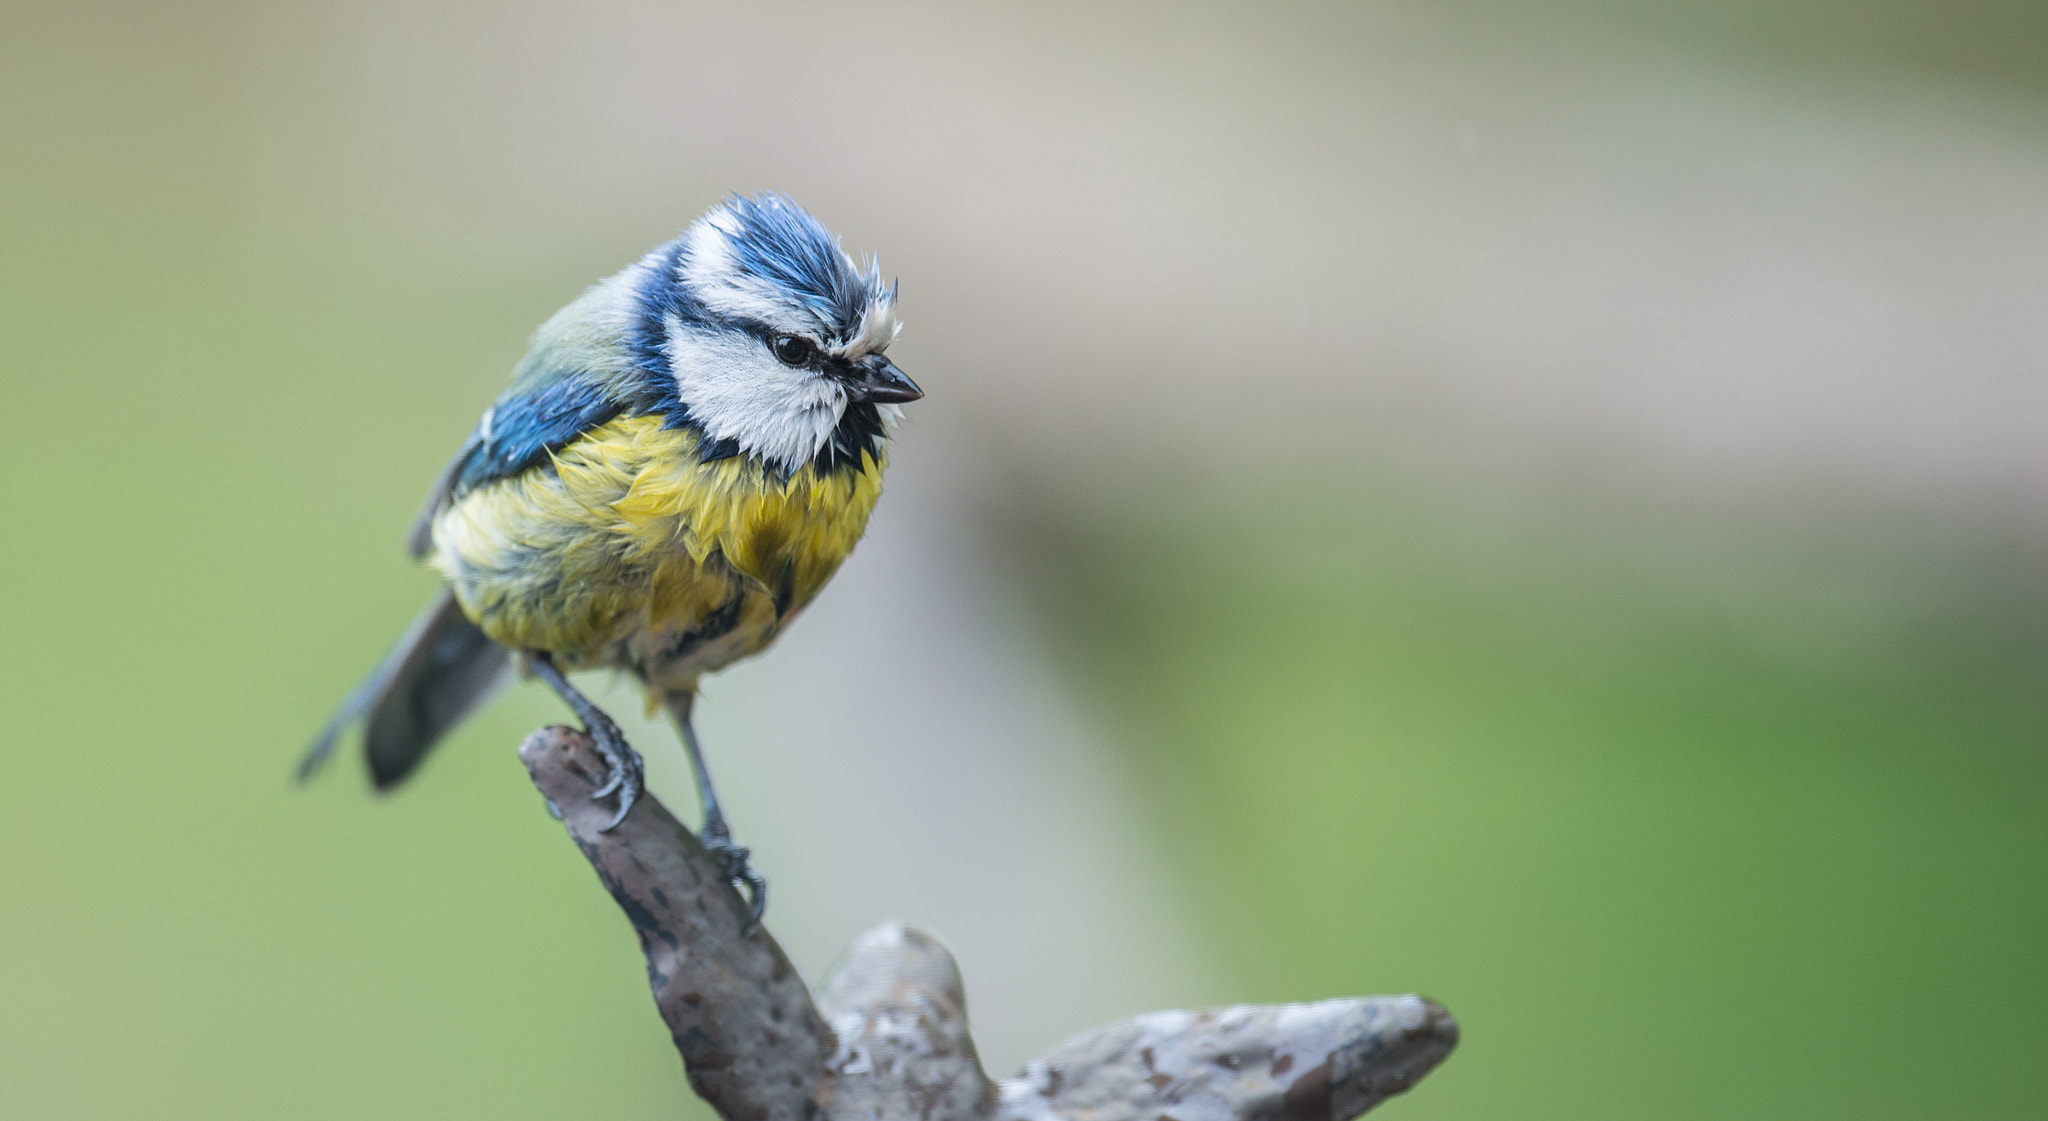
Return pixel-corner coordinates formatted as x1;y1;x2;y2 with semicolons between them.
653;193;920;475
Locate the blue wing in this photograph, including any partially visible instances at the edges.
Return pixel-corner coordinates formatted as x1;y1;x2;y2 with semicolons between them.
462;378;624;490
402;259;679;558
405;376;623;558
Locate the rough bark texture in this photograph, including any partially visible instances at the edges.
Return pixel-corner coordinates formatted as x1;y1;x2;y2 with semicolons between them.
998;999;1457;1121
817;923;1000;1121
520;725;1458;1121
521;726;829;1121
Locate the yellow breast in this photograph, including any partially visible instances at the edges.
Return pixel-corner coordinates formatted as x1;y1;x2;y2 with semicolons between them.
428;414;885;687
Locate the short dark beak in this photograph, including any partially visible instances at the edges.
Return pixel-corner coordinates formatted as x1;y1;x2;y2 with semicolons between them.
847;356;923;404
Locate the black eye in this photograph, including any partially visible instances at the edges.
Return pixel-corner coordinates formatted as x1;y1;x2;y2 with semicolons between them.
770;334;817;366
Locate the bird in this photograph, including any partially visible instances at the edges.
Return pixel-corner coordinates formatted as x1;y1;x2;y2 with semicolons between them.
299;193;922;921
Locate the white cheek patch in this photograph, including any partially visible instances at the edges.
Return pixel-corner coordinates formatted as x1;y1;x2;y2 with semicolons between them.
664;316;849;474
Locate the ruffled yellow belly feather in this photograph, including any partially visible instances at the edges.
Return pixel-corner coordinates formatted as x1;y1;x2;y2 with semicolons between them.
428;414;883;690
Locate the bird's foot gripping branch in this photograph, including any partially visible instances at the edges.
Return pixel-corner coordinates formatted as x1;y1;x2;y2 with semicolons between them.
521;725;1459;1121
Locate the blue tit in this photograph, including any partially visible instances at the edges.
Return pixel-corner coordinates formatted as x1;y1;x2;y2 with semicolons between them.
300;193;922;918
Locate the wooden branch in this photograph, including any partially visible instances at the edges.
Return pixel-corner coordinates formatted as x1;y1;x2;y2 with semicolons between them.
520;725;1458;1121
999;999;1456;1121
816;923;998;1121
520;726;829;1121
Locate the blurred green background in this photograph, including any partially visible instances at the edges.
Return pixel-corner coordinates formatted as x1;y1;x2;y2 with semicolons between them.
3;1;2044;1119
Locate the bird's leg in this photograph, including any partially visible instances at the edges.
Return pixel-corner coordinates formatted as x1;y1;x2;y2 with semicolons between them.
528;652;643;832
666;691;767;927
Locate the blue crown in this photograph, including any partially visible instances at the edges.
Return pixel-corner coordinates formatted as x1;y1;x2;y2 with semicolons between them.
711;193;879;336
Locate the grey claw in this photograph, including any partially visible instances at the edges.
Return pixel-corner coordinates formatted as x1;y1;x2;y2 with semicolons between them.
737;868;767;931
580;718;643;833
590;718;629;798
544;798;564;820
700;833;767;927
599;783;637;832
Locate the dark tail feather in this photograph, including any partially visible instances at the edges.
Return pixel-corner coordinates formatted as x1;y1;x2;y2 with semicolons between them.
297;589;511;789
